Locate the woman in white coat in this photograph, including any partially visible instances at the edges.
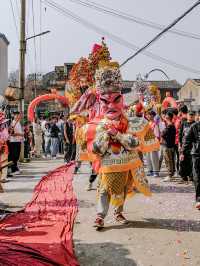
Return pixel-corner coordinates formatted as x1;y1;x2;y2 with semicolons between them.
33;118;43;157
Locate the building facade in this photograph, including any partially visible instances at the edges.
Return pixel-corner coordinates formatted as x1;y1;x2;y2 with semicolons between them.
178;79;200;110
42;63;74;95
0;33;9;95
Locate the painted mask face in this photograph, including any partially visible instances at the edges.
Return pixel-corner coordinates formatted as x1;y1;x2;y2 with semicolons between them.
79;77;89;94
100;92;123;120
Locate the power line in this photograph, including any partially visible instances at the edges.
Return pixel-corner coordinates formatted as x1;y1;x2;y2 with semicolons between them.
10;0;33;75
68;0;200;41
40;0;43;74
121;0;200;67
14;0;20;18
26;0;30;36
31;0;38;96
10;0;19;40
25;0;33;73
43;0;200;75
31;0;37;74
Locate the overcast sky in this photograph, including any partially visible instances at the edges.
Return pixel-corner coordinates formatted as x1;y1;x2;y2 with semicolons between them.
1;0;200;84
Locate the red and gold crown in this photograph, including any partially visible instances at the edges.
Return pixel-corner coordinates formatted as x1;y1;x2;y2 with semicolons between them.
69;57;93;89
88;37;111;76
66;57;94;106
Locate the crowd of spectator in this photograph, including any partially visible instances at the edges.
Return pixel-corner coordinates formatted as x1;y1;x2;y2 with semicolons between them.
0;112;78;180
0;105;200;209
145;105;200;209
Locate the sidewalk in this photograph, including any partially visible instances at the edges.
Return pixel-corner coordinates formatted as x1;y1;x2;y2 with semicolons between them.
0;159;200;266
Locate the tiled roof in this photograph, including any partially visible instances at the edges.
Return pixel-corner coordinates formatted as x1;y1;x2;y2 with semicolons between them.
0;33;9;45
122;80;182;90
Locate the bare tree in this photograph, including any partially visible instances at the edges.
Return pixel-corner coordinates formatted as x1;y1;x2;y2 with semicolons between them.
8;70;19;87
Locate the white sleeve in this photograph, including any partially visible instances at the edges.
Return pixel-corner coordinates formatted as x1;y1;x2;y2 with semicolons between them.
15;122;23;134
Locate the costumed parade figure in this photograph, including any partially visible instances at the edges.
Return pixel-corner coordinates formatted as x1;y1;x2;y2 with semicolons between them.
76;60;160;229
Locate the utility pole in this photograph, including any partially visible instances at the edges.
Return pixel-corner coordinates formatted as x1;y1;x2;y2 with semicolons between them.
19;0;26;114
19;0;26;161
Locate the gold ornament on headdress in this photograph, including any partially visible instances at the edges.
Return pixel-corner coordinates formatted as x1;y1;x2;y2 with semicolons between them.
88;37;111;76
148;84;161;103
66;38;115;105
98;61;119;69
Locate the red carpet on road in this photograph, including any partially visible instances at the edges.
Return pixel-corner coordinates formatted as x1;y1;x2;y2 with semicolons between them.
0;163;79;266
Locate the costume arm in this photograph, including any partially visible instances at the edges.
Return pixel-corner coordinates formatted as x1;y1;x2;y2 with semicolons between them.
76;126;86;145
71;89;96;114
154;124;160;139
92;132;110;155
115;132;139;150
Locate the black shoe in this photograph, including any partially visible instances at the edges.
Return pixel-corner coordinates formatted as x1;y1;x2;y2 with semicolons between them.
7;174;13;178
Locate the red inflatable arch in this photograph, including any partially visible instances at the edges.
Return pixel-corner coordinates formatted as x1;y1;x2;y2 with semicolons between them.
27;93;69;122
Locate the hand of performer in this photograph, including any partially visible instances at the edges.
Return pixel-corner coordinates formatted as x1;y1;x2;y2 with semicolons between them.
107;126;118;137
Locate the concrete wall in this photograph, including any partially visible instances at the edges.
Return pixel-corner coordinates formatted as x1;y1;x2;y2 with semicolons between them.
0;38;8;95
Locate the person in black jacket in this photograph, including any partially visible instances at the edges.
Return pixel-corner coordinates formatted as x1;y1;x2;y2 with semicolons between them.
161;112;176;182
179;111;196;183
64;116;76;163
182;121;200;210
50;117;60;159
179;105;188;148
195;109;200;122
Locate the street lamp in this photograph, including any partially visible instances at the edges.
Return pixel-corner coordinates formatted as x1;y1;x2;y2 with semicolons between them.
19;30;51;113
25;30;50;41
25;31;50;99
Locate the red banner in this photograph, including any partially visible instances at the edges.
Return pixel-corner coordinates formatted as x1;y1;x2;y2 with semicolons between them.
0;163;79;266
